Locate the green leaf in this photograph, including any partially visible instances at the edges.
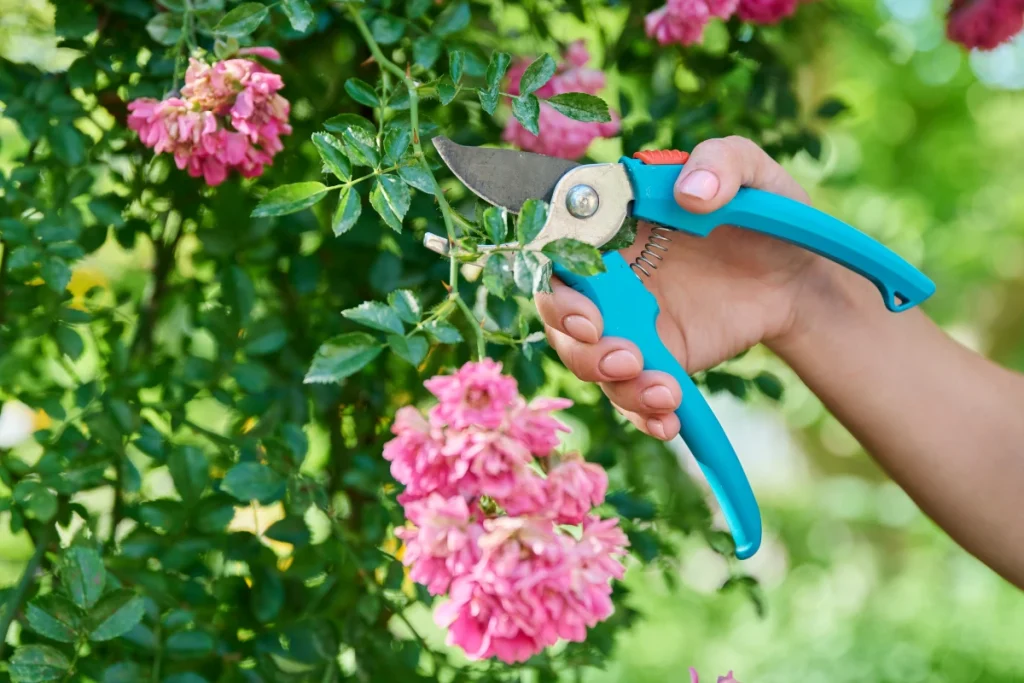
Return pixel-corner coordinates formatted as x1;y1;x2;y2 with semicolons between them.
546;92;611;123
7;245;41;271
513;250;541;295
87;590;145;642
483;254;513;299
340;125;379;168
48;125;86;166
398;161;435;193
41;257;72;293
195;494;236;533
541;238;606;276
331;187;364;237
166;630;215;659
370;175;411;232
61;546;105;610
816;97;848;119
163;675;209;683
102;662;145;683
433;1;470;35
423;320;462;344
449;49;465;83
437;76;458;105
305;333;383;384
407;0;432;18
371;15;405;44
515;200;549;249
388;334;428;366
14;481;57;522
332;186;362;236
26;596;82;643
345;78;380;107
244;317;288;355
384;127;411;166
753;371;785;401
323;113;375;136
604;216;638;251
342;301;404;334
512;95;541;136
88;198;125;228
312;132;350;180
215;3;268;37
9;645;71;683
221;462;286;505
146;13;181;45
483;206;507;244
251;567;284;623
519;54;556;96
480;51;511;115
252;182;328;218
281;0;314;31
413;36;442;68
388;290;421;323
168;446;209;505
265;516;311;545
55;325;83;361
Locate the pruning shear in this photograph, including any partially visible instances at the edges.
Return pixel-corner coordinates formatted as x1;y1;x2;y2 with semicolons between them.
424;136;935;559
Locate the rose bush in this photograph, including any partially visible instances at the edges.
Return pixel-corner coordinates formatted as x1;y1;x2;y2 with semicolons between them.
1;0;980;680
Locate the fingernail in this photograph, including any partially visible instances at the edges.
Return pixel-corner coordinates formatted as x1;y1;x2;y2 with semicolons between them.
641;385;676;410
563;315;598;343
676;169;720;200
599;350;641;378
646;418;667;440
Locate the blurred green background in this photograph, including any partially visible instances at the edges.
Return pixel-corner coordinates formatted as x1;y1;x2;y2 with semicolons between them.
3;0;1024;680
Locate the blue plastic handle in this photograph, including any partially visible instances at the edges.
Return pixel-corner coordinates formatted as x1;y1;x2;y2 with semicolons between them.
620;157;936;311
553;255;762;559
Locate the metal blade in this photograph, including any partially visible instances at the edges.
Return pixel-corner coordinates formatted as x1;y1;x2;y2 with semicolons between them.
432;136;579;214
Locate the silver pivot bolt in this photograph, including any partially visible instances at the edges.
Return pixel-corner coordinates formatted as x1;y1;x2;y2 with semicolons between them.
566;184;599;219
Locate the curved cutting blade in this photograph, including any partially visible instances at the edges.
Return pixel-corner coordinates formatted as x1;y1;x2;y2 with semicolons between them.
432;136;578;214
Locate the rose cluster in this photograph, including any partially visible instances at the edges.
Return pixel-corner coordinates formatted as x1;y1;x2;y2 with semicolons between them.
127;47;291;186
503;42;622;160
946;0;1024;51
646;0;815;47
382;359;629;663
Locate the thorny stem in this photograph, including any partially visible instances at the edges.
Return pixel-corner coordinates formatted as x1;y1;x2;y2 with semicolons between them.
345;4;485;361
0;524;54;660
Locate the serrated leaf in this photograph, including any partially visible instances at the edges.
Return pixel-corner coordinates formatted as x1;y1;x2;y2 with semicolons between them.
312;132;350;180
221;462;285;504
252;182;328;217
215;3;268;37
9;645;71;683
483;206;507;244
62;546;105;610
265;516;311;545
413;36;442;68
340;125;379;168
146;13;181;45
437;76;457;105
383;127;411;165
449;49;464;83
546;92;611;123
480;51;511;115
87;590;145;642
519;54;556;96
281;0;314;32
433;1;470;35
388;290;421;323
483;254;513;299
398;161;434;193
323;113;375;136
388;334;428;366
168;446;209;505
422;320;462;344
305;333;383;384
345;78;380;107
26;596;81;643
14;481;57;522
371;15;405;44
370;175;411;232
517;199;547;245
342;301;404;334
41;257;71;293
244;317;288;355
513;250;541;295
541;238;605;276
332;186;362;236
604;216;638;251
512;94;540;136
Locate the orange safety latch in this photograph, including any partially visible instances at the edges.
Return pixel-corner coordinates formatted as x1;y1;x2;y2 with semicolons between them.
632;149;691;165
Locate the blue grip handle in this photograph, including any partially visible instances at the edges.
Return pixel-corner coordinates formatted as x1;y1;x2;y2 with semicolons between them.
620;158;936;312
553;254;762;560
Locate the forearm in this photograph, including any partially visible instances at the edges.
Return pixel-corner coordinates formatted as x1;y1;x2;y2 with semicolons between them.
772;259;1024;589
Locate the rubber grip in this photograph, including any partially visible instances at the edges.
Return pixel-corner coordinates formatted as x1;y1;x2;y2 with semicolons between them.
553;254;762;559
620;158;935;312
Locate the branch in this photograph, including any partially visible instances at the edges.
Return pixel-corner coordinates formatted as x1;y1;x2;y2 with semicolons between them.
0;524;55;659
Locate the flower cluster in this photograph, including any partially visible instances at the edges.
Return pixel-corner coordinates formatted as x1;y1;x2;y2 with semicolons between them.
946;0;1024;51
646;0;813;47
503;42;621;160
383;359;629;663
691;669;742;683
127;48;291;185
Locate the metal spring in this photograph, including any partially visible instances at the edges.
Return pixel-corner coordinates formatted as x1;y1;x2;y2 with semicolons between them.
630;226;673;278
